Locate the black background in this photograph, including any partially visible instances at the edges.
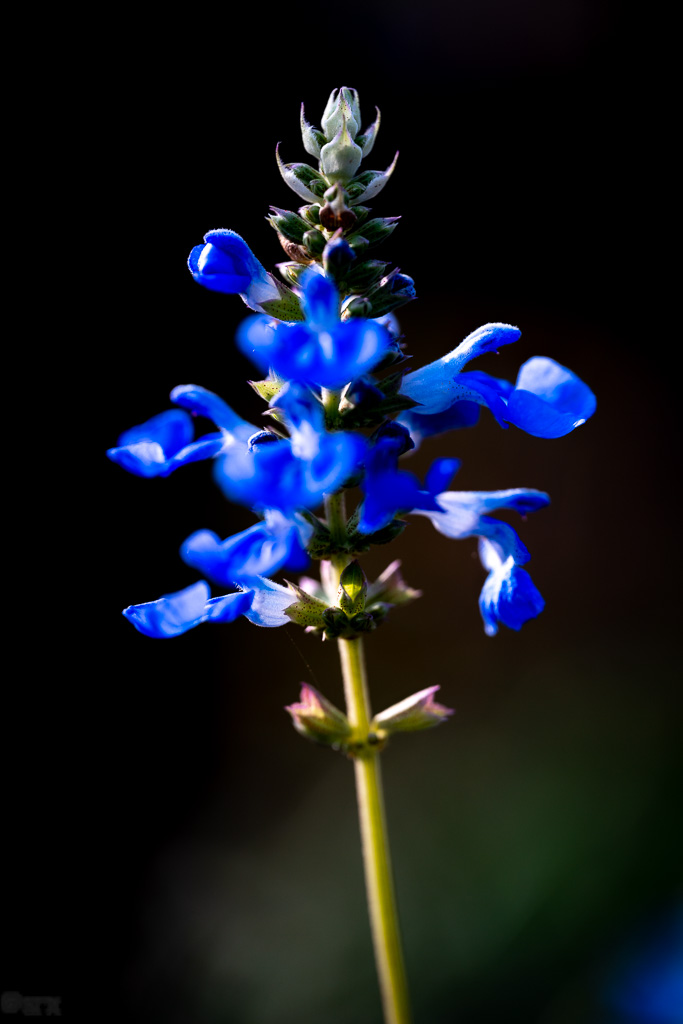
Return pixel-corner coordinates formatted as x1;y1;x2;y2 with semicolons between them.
4;3;679;1022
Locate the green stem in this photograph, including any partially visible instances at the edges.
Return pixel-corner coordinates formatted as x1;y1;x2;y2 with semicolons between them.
337;635;412;1024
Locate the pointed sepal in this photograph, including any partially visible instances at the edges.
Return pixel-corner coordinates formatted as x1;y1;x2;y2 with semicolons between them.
300;103;326;158
367;559;422;606
258;276;306;321
355;106;381;157
276;144;328;203
286;684;352;746
347;152;399;205
372;686;454;735
248;371;287;403
267;206;310;244
283;581;329;628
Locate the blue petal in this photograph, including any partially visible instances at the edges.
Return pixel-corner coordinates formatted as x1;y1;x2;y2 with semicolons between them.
300;268;339;329
107;433;224;478
399;323;521;414
181;513;310;584
237;297;391;389
188;229;281;311
425;458;460;497
505;357;597;438
241;577;295;627
215;429;365;513
413;488;549;563
122;581;254;637
188;243;251;293
188;229;261;293
107;439;171;477
398;403;481;447
123;581;210;638
478;543;545;636
204;590;254;623
450;371;514;427
117;409;194;453
359;441;443;533
170;383;256;442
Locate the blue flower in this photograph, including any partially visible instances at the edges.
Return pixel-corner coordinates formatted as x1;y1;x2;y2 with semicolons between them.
180;510;312;585
106;409;225;478
123;576;297;638
358;422;460;533
188;229;283;312
215;382;366;513
399;323;596;439
107;385;256;478
412;486;549;634
236;269;392;389
478;540;545;637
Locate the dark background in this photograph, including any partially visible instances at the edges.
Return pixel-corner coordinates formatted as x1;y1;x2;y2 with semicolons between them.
5;2;680;1022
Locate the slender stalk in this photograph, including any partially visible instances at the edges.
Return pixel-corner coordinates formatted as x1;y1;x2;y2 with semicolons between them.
337;635;412;1024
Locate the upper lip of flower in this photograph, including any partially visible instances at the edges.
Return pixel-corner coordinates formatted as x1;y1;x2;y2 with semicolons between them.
399;324;596;439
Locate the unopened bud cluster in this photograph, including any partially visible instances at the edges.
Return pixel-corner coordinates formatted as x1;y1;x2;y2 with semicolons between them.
271;87;414;320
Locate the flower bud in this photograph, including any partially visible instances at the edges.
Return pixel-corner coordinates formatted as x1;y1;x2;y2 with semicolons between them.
286;684;352;745
302;228;326;256
267;207;309;244
372;686;453;735
366;269;416;317
321;87;360;140
319;182;357;232
343;259;388;293
342;295;374;319
339;376;384;413
322;233;356;278
348;217;400;251
338;560;367;618
320;120;363;184
299;204;321;225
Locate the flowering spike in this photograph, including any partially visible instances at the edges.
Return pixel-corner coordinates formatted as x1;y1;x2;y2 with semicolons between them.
372;686;454;734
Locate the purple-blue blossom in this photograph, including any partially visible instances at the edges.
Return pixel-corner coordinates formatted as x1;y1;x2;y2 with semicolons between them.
123;576;299;638
237;269;392;389
399;323;596;440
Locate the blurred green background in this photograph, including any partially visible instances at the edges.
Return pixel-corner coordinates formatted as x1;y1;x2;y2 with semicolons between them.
5;2;679;1022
